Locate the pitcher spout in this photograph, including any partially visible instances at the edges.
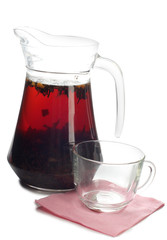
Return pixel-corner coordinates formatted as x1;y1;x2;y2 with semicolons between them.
14;26;44;46
14;26;99;73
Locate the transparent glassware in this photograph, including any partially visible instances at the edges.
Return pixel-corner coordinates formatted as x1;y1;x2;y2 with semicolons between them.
73;141;156;212
7;27;125;191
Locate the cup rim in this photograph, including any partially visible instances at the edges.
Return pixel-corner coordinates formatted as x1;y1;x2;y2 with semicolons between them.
72;140;145;165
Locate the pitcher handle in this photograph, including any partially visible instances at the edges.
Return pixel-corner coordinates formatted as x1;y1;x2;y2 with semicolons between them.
94;55;125;137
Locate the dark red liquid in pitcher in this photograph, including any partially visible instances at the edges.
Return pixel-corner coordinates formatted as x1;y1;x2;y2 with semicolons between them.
8;78;98;190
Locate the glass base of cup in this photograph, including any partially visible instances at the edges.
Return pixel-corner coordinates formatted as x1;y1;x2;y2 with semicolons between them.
80;190;131;212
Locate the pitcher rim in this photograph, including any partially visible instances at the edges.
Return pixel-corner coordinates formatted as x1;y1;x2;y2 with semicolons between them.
14;27;99;48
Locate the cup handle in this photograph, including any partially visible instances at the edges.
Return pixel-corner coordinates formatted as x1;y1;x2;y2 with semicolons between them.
137;160;156;191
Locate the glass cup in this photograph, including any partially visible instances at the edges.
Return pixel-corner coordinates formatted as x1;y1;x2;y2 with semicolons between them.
73;140;156;212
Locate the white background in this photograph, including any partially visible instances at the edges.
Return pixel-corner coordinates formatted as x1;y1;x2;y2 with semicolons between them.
0;0;167;239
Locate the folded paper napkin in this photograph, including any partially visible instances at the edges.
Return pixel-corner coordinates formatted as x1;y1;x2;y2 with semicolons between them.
35;191;164;237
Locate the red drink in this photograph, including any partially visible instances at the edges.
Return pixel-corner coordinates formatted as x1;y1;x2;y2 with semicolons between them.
8;78;98;190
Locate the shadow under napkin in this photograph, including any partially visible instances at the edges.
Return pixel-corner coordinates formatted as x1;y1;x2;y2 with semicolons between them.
35;191;164;237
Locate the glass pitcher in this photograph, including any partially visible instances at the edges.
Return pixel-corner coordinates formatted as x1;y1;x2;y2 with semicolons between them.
7;27;125;191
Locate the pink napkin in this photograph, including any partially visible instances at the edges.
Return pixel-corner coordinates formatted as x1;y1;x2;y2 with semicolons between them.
35;191;164;237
